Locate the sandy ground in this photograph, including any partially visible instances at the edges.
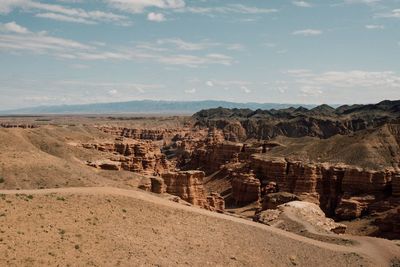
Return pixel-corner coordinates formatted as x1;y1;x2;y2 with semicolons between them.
1;187;399;267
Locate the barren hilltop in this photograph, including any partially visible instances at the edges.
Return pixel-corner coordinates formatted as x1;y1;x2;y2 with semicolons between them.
1;100;400;266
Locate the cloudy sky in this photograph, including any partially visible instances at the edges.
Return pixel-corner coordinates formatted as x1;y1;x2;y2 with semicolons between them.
0;0;399;109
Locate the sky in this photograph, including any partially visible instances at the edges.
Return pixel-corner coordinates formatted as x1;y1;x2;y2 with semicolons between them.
0;0;400;109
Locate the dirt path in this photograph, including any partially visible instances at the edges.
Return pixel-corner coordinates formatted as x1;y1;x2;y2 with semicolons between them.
1;186;399;266
282;207;399;266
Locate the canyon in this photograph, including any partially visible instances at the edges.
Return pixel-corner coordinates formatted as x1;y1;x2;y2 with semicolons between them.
0;100;400;266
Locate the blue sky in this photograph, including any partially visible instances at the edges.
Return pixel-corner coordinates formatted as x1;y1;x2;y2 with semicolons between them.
0;0;399;109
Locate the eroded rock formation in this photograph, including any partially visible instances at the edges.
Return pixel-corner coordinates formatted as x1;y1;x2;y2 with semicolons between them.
249;154;398;218
231;171;261;204
254;201;347;234
83;140;169;175
161;171;225;212
0;123;38;129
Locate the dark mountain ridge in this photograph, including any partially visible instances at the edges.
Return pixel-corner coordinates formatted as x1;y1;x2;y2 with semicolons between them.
193;100;400;140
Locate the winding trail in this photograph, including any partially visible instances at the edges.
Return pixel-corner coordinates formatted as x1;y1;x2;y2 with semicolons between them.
283;207;399;266
1;186;399;266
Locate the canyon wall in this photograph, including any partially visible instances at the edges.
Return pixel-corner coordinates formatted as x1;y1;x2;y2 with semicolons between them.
231;172;261;204
249;154;398;218
162;171;224;212
83;141;169;175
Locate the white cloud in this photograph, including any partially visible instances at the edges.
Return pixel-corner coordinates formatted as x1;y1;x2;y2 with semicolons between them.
156;53;233;67
300;86;322;97
156;38;218;51
292;29;322;36
182;4;277;15
0;24;93;55
0;24;234;67
108;89;118;96
226;43;244;51
107;0;185;13
0;0;29;14
35;12;96;24
0;21;30;34
153;38;243;52
375;9;400;19
262;42;277;48
292;1;312;8
147;12;165;22
205;81;214;87
365;24;384;29
184;88;196;94
286;69;400;89
0;0;131;26
241;86;251;93
344;0;381;4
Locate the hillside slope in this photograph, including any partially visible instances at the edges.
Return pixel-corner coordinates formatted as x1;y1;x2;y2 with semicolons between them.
1;187;399;266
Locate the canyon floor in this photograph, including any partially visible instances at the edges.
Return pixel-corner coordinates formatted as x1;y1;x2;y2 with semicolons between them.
0;112;399;266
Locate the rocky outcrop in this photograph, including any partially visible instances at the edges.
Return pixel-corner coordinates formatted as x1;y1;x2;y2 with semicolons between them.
193;101;400;140
207;193;225;213
96;126;166;140
161;171;225;211
87;160;121;171
150;176;166;194
189;142;243;173
262;192;299;210
392;174;400;197
0;123;38;129
231;172;261;204
342;168;392;194
254;201;347;234
162;171;208;207
374;208;400;240
335;195;376;220
83;140;169;175
249;154;398;218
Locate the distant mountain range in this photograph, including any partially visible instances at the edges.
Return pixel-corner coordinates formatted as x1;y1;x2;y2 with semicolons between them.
0;100;317;115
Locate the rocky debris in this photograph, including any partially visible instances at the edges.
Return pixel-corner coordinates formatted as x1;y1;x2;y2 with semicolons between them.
263;181;278;194
231;172;261;204
87;160;121;171
335;195;376;220
0;123;38;129
161;171;225;212
253;209;281;225
255;201;347;234
262;192;300;210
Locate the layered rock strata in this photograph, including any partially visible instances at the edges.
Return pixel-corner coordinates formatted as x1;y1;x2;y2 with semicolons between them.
161;171;225;211
231;172;261;204
249;154;398;218
83;140;169;175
